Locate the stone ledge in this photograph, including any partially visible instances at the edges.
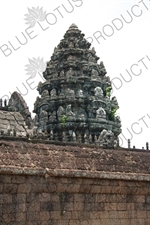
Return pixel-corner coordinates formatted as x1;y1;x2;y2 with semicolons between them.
0;166;150;182
0;137;149;153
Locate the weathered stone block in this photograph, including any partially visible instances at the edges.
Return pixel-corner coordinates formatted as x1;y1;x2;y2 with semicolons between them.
18;184;31;193
0;175;11;183
50;211;62;219
39;193;51;202
40;201;54;211
3;184;18;193
16;213;26;222
16;203;26;213
27;202;40;212
90;211;100;219
1;194;12;203
2;203;16;214
39;211;50;221
16;194;26;203
2;213;15;223
26;211;39;221
105;203;118;211
12;176;25;184
117;203;127;211
73;202;84;211
0;184;3;193
71;211;79;219
137;211;146;219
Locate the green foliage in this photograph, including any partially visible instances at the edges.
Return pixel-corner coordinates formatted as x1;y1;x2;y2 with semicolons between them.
110;107;118;120
61;115;67;126
106;86;112;98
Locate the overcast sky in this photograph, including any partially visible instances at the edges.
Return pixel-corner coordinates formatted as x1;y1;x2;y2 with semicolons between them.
0;0;149;148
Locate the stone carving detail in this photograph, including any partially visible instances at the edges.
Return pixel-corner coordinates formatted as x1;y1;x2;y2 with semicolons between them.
52;73;58;79
66;88;75;98
33;24;121;147
38;109;48;131
57;106;65;117
37;82;42;91
112;96;118;105
8;91;32;128
83;65;88;73
66;104;75;120
49;111;56;121
41;90;49;97
78;114;85;120
94;87;103;99
39;109;47;118
72;131;76;142
69;42;74;48
77;89;84;97
66;68;74;77
54;47;58;54
88;53;96;63
91;69;100;80
67;55;74;61
60;70;65;77
91;47;96;55
115;116;121;123
99;129;117;148
104;76;111;83
96;107;106;119
99;61;107;76
50;89;57;97
34;97;40;112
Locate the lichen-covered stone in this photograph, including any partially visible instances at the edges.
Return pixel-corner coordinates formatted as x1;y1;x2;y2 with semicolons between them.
33;24;122;148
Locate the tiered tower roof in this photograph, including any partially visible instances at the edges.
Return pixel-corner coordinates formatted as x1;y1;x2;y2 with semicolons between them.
34;24;121;148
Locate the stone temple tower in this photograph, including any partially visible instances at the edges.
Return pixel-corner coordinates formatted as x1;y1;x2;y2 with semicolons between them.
33;24;121;148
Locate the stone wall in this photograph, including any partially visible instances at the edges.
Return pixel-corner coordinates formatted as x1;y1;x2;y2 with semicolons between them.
0;139;150;224
0;173;150;225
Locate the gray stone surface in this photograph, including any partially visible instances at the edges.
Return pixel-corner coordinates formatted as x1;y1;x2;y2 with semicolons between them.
0;111;27;137
33;24;122;147
0;92;33;137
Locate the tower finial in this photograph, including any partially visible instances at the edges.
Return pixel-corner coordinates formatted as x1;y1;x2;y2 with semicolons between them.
69;23;78;29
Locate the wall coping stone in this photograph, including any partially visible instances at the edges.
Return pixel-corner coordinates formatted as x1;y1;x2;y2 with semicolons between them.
0;167;150;182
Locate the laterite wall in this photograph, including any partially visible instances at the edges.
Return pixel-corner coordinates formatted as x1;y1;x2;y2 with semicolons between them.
0;173;150;225
0;139;150;224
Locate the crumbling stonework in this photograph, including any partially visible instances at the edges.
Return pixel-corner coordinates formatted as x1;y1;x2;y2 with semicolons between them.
8;92;32;128
0;92;32;137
